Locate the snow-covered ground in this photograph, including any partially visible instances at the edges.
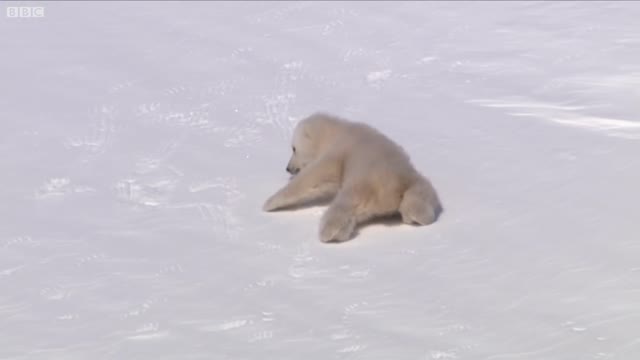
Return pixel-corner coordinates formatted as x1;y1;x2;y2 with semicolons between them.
2;1;640;359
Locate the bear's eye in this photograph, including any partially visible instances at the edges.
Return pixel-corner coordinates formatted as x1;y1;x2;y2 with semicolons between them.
292;146;296;153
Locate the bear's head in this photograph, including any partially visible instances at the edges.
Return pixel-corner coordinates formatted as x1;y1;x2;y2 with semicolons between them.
286;113;344;175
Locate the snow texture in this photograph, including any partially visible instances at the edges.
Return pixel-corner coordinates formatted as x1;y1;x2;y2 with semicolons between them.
1;1;640;359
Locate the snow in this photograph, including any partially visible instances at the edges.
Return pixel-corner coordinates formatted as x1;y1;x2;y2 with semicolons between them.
1;1;640;359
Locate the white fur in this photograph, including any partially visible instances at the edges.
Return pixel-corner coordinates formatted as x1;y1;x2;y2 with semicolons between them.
264;112;442;242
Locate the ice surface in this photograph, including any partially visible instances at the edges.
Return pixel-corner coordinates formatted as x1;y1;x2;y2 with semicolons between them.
1;1;640;359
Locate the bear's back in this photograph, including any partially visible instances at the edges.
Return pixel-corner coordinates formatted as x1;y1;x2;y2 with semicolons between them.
339;122;418;190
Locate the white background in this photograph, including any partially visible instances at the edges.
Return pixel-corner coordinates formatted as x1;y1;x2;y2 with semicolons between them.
1;2;639;359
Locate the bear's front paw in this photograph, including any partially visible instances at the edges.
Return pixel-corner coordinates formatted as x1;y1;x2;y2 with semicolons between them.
319;213;356;243
263;194;282;212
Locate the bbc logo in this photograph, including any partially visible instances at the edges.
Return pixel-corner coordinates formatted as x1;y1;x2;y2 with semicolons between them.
6;7;45;18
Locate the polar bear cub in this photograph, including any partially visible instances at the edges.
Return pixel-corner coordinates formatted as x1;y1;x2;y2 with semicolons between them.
263;112;442;242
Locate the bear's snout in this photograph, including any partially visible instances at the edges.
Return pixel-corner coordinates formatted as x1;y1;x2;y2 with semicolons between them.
286;165;300;175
